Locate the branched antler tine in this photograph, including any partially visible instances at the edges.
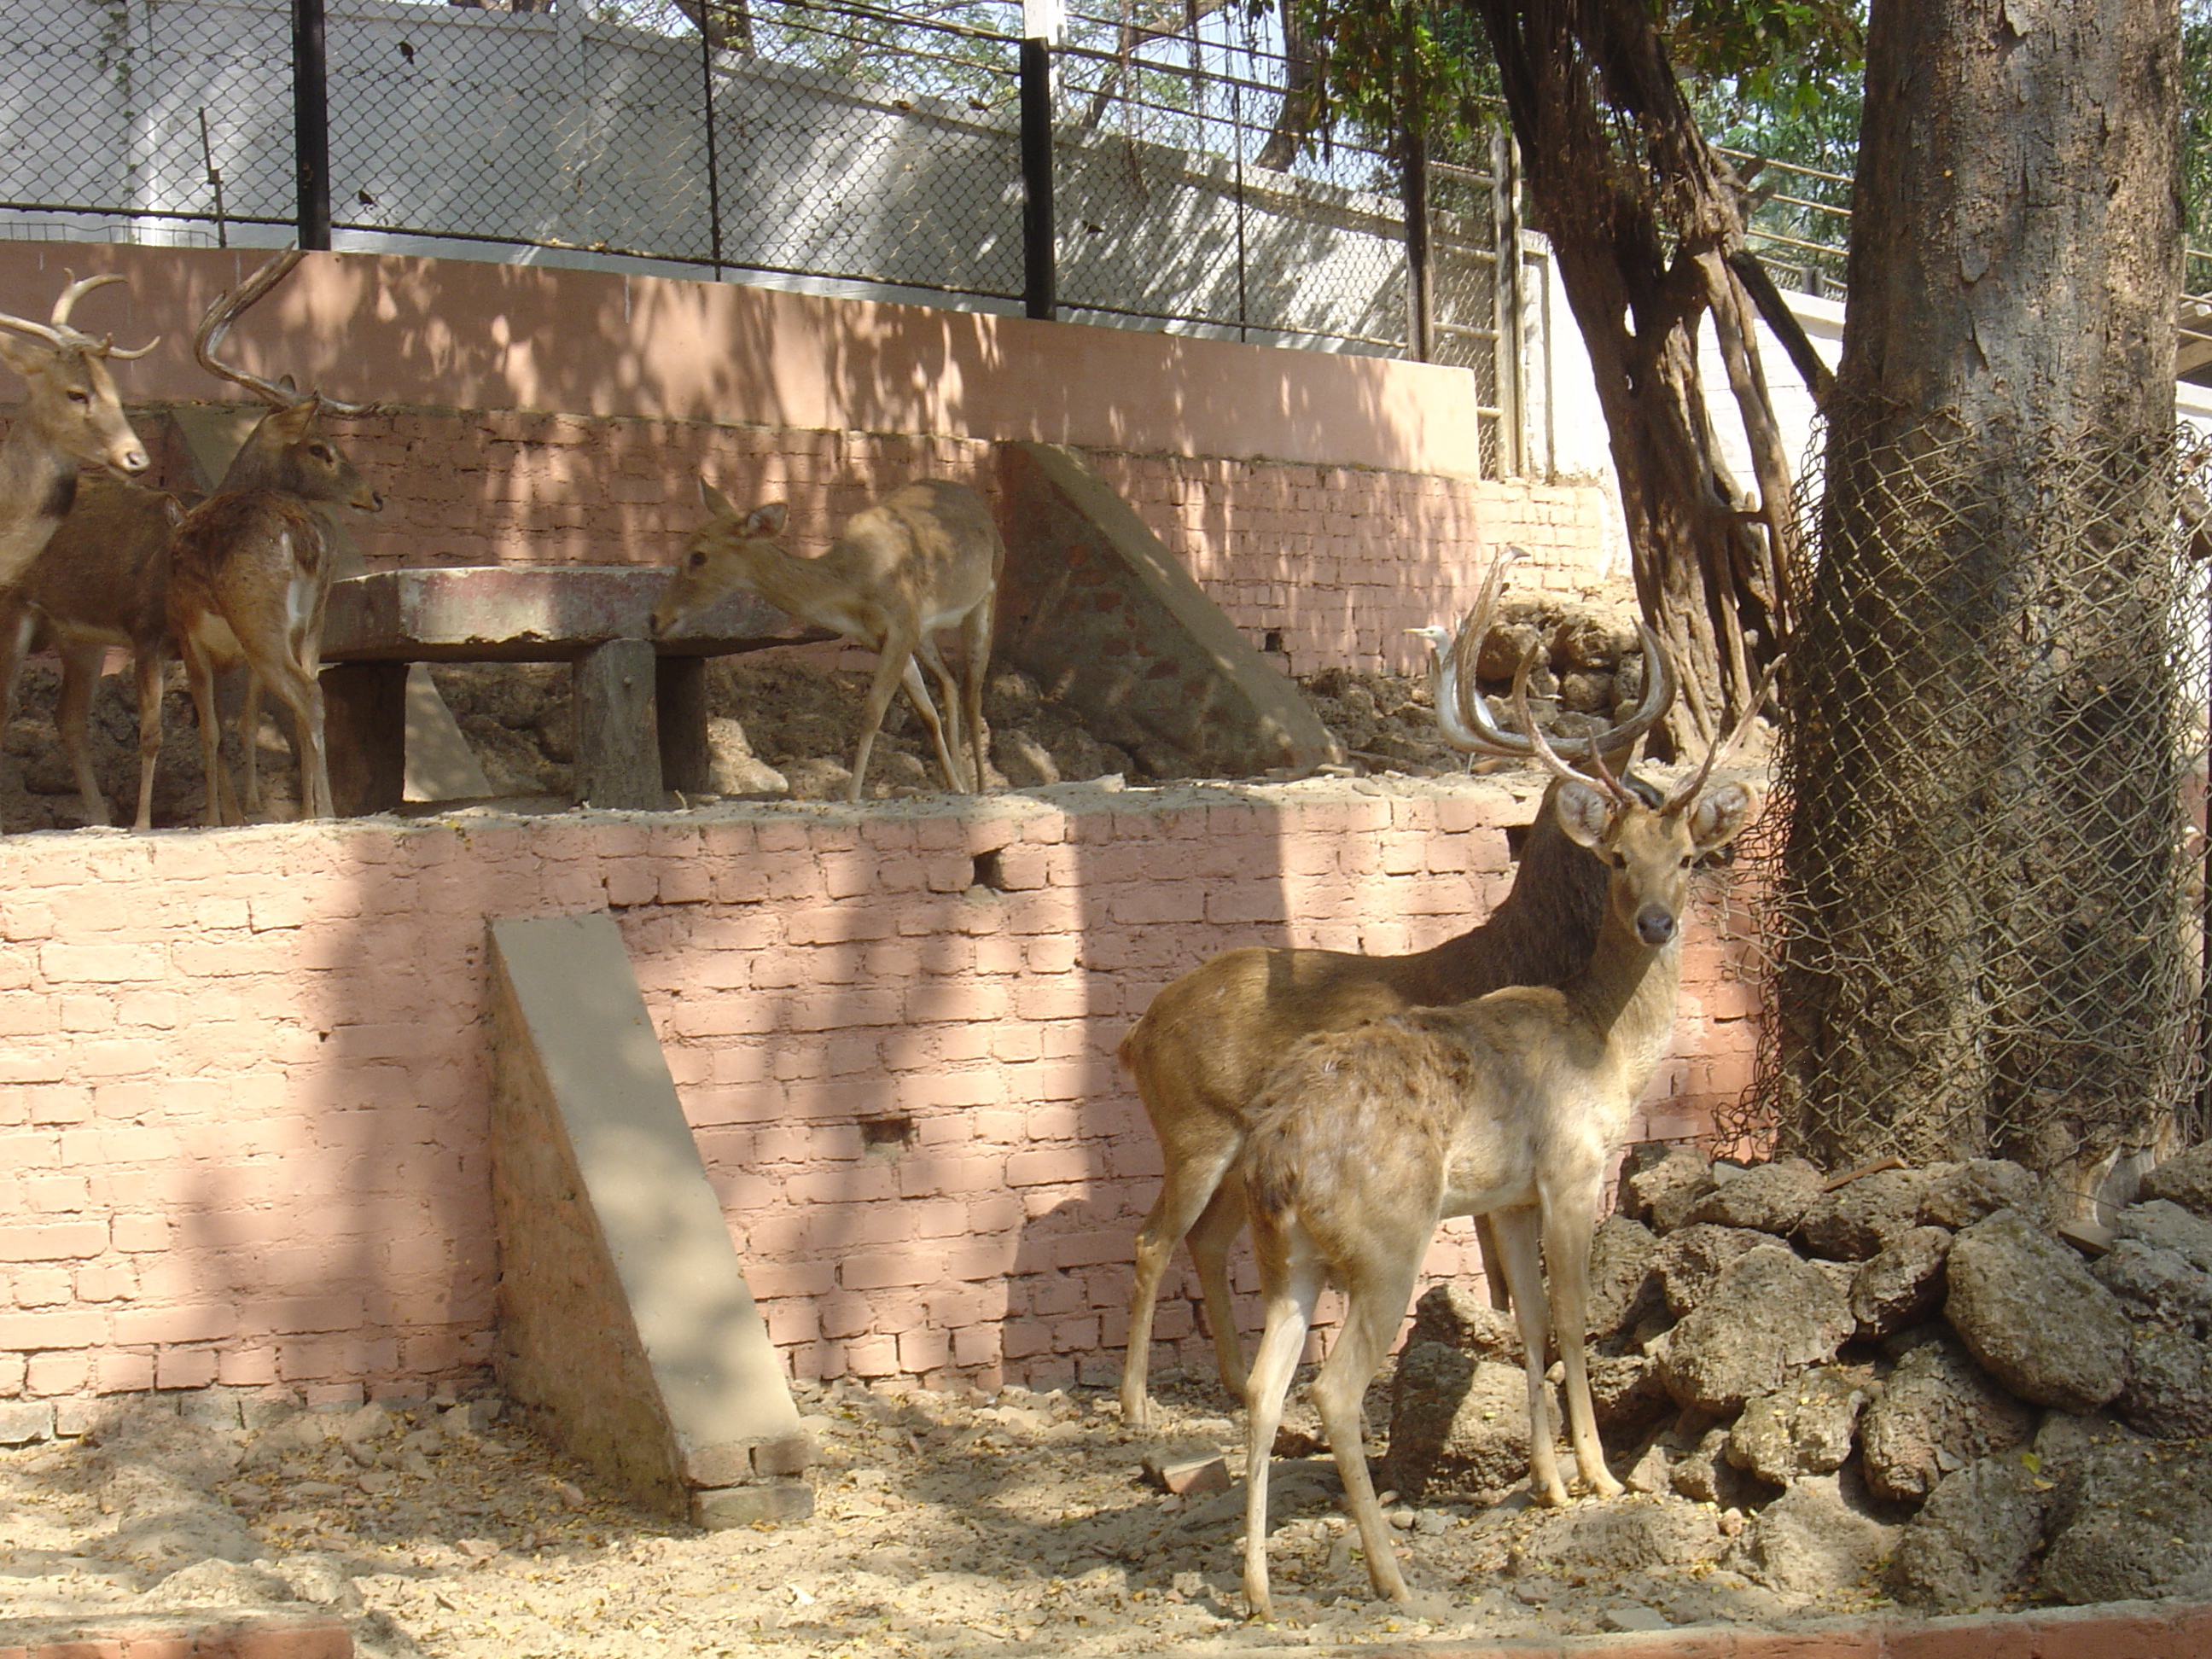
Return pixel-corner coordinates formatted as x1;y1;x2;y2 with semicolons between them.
1429;545;1527;755
1513;645;1634;805
193;250;307;407
102;335;161;362
0;311;64;348
49;271;125;330
1662;654;1785;814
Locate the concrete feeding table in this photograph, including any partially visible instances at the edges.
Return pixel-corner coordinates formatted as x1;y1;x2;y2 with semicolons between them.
319;566;830;813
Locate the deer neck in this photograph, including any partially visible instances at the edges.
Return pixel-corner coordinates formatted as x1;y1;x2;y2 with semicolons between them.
0;422;77;589
1563;901;1685;1091
738;548;871;633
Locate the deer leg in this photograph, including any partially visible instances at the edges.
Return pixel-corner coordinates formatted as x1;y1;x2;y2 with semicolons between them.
180;642;228;829
1542;1192;1623;1497
1186;1179;1253;1396
53;646;113;827
245;651;330;823
236;671;267;820
131;646;163;832
1121;1142;1242;1431
846;640;915;804
1475;1214;1514;1313
1238;1221;1324;1626
913;637;970;794
0;600;34;726
1488;1205;1571;1506
958;591;993;793
1308;1247;1420;1605
897;650;962;796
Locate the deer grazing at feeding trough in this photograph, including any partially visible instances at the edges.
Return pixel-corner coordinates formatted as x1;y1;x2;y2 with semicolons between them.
648;478;1003;803
166;249;383;825
0;271;158;591
0;479;186;828
1231;655;1767;1624
1114;547;1676;1433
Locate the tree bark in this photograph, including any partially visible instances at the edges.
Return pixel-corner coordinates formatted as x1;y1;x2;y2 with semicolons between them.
1772;0;2185;1193
1472;0;1801;749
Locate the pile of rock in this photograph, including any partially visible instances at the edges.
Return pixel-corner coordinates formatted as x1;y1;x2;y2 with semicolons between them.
1386;1143;2212;1611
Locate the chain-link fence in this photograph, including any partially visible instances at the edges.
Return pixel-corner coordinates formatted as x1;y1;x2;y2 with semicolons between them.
0;0;1532;460
1733;416;2212;1199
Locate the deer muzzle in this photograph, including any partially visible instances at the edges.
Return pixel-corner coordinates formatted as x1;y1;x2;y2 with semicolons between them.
1636;905;1678;947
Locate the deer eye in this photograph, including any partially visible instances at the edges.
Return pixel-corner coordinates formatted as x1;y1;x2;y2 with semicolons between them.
311;445;333;461
66;388;88;405
690;550;706;568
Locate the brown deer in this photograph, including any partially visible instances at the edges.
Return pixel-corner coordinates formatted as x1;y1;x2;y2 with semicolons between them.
1232;658;1766;1623
1115;547;1675;1432
0;271;158;591
649;479;1003;802
166;250;383;825
0;478;186;828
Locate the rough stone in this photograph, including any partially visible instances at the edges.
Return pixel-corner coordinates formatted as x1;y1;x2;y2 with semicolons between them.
1918;1160;2044;1230
1796;1167;1929;1261
1621;1147;1713;1234
2116;1326;2212;1441
1586;1214;1664;1348
1670;1423;1772;1510
1652;1224;1774;1318
1945;1208;2131;1414
1657;1245;1854;1413
1387;1342;1551;1499
1857;1335;2037;1505
1406;1280;1522;1364
1679;1158;1825;1237
2139;1140;2212;1220
704;716;789;798
1850;1225;1953;1340
2039;1439;2212;1605
1588;1354;1673;1448
1508;1495;1724;1578
2093;1236;2212;1338
1887;1451;2053;1610
1726;1470;1901;1599
2113;1198;2212;1275
1726;1366;1870;1485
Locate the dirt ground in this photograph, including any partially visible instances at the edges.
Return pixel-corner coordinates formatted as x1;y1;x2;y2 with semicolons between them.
0;1371;1883;1659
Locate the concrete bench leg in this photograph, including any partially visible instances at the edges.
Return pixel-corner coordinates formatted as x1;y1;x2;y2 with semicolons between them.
656;655;711;795
322;661;408;818
574;637;663;811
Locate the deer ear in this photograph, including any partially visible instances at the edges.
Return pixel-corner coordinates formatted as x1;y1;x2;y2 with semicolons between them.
1553;778;1617;850
0;331;44;376
697;478;738;519
745;502;789;537
1688;782;1754;853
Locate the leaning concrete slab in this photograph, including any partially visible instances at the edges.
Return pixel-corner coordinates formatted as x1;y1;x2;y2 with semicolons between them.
994;442;1342;777
486;913;812;1528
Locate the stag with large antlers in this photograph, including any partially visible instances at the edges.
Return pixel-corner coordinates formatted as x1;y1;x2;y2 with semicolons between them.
167;250;382;825
1115;548;1674;1432
0;271;157;591
1232;658;1767;1622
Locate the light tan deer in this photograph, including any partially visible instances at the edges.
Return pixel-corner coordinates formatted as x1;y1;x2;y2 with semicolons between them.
0;271;158;591
1231;655;1767;1623
1115;547;1675;1432
0;478;187;828
166;250;383;826
648;479;1003;803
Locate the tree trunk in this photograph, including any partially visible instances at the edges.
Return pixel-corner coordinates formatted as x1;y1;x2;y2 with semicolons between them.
1770;0;2186;1197
1472;0;1800;750
1254;0;1319;172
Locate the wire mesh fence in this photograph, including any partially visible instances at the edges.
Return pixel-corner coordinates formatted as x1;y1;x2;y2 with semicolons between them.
1733;416;2212;1196
0;0;1532;444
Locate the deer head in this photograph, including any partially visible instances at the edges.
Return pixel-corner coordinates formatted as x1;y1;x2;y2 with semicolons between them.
194;250;382;513
648;482;789;636
0;272;159;476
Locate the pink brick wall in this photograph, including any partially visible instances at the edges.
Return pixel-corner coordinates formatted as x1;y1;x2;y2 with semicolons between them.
0;779;1763;1407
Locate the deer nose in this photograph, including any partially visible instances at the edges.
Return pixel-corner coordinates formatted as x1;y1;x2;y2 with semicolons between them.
117;447;148;474
1636;906;1677;947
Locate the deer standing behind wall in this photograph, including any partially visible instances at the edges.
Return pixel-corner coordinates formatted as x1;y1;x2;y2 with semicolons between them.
1231;656;1768;1623
648;478;1003;803
166;250;383;826
1115;548;1676;1432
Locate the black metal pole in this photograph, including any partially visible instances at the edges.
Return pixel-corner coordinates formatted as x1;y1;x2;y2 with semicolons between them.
1020;36;1056;321
1403;121;1431;362
701;13;725;278
292;0;331;249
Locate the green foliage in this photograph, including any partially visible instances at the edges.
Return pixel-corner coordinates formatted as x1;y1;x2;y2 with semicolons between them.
2187;0;2212;286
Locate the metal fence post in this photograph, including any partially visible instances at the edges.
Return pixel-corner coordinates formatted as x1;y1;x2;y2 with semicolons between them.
1402;120;1431;362
701;15;725;278
292;0;331;249
1020;0;1060;321
1490;121;1525;476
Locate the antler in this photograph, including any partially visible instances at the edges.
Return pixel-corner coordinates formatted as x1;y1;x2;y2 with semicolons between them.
0;270;160;358
193;250;375;416
1418;544;1676;765
1514;647;1641;808
1657;656;1784;814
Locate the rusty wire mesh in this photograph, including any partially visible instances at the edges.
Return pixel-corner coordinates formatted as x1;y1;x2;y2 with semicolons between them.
1729;417;2212;1191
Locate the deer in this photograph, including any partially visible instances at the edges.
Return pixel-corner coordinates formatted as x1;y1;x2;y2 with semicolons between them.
1231;655;1767;1624
648;478;1003;803
1114;545;1675;1433
166;249;383;826
0;478;186;828
0;271;158;592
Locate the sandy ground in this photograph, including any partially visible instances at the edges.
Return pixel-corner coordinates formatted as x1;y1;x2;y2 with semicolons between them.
0;1371;1883;1659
